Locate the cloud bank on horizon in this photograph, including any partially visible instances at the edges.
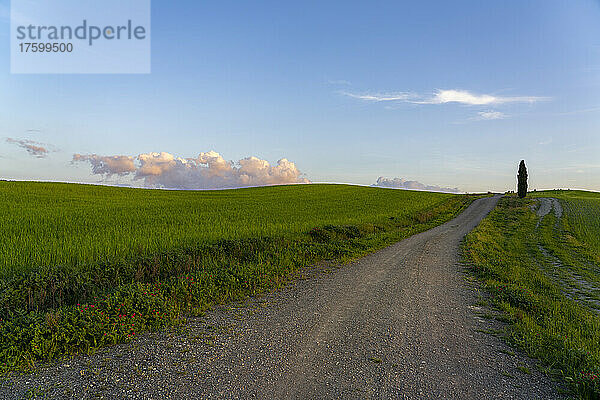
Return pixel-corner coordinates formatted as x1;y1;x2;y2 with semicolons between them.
373;177;460;193
73;151;310;189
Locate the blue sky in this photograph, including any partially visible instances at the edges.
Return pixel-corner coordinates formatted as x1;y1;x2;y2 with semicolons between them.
1;0;599;192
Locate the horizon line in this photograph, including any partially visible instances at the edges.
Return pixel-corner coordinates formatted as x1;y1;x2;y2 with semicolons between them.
1;178;598;195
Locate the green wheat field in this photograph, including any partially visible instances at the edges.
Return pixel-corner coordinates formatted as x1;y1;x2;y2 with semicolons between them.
0;181;463;277
0;181;471;373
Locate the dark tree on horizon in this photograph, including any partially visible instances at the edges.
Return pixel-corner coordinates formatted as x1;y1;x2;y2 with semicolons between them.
517;160;528;198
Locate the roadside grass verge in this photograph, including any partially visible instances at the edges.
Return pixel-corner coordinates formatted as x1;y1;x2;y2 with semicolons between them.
464;194;600;398
0;182;475;373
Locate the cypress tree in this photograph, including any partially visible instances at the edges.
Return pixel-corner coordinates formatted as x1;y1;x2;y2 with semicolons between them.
517;160;528;198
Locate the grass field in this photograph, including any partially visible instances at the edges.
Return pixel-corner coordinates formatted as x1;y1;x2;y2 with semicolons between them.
0;181;462;278
464;191;600;398
0;181;473;373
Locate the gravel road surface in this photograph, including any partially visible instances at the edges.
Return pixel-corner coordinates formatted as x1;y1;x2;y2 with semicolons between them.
1;195;566;399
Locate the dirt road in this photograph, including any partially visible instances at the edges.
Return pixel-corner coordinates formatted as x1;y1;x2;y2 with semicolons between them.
1;195;564;399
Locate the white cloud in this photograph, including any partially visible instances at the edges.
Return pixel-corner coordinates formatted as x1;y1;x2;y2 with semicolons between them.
72;154;136;176
372;177;460;193
341;92;414;102
417;90;548;105
477;111;506;120
343;89;549;106
6;138;50;158
74;150;311;189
